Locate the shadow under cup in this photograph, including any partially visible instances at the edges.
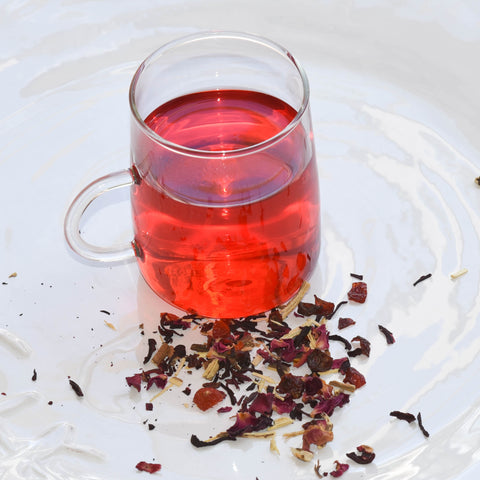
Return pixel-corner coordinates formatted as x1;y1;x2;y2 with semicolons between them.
66;32;321;319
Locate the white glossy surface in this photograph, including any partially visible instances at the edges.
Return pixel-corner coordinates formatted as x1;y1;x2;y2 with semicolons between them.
1;1;480;478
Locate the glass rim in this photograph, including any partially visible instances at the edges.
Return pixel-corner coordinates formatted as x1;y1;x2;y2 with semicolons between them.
128;30;310;159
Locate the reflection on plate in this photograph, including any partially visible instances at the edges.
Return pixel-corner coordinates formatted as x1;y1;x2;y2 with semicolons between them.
1;1;479;479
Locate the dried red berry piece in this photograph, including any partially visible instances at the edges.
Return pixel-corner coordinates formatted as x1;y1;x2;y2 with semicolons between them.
342;366;366;389
338;317;355;330
193;387;226;411
277;373;304;399
307;349;333;372
135;461;161;473
314;296;335;317
346;445;375;464
212;319;231;339
347;282;367;303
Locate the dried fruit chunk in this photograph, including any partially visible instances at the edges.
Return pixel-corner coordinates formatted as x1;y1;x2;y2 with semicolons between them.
135;461;161;473
211;319;231;339
193;387;226;411
307;349;333;373
277;373;304;399
347;282;367;303
338;317;355;330
342;366;366;389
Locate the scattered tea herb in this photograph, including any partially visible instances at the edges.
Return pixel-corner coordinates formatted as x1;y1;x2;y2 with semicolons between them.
190;433;236;448
413;273;431;287
350;273;363;280
143;338;157;364
417;412;430;438
346;445;376;464
69;379;84;397
390;410;416;423
145;402;153;411
135;461;161;474
329;334;352;351
347;282;367;303
378;325;395;344
127;282;374;464
32;369;37;381
100;309;110;315
475;176;480;186
313;460;323;478
326;300;348;320
348;336;371;358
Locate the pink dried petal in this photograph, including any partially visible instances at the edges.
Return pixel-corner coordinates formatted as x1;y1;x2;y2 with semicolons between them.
126;373;142;392
330;460;349;477
146;374;168;391
249;393;274;415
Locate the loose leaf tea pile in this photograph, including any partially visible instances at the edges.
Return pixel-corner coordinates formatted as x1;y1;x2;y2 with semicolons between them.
126;280;384;474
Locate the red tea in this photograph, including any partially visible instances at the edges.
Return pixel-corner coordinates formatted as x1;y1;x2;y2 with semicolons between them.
131;90;320;318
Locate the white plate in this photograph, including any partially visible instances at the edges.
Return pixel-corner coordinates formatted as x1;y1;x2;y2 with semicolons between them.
1;1;480;479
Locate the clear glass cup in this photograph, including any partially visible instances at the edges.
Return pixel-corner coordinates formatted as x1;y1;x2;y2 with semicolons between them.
64;31;320;319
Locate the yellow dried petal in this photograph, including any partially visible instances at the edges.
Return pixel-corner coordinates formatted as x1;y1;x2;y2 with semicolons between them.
202;358;219;380
170;377;183;387
291;448;313;462
268;417;294;431
450;268;468;279
279;282;310;318
329;380;356;392
270;436;280;454
104;320;116;330
251;372;276;384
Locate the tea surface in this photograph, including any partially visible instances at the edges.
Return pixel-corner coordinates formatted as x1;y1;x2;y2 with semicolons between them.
132;90;320;317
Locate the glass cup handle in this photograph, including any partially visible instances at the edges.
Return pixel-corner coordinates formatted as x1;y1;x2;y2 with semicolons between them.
64;169;135;262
